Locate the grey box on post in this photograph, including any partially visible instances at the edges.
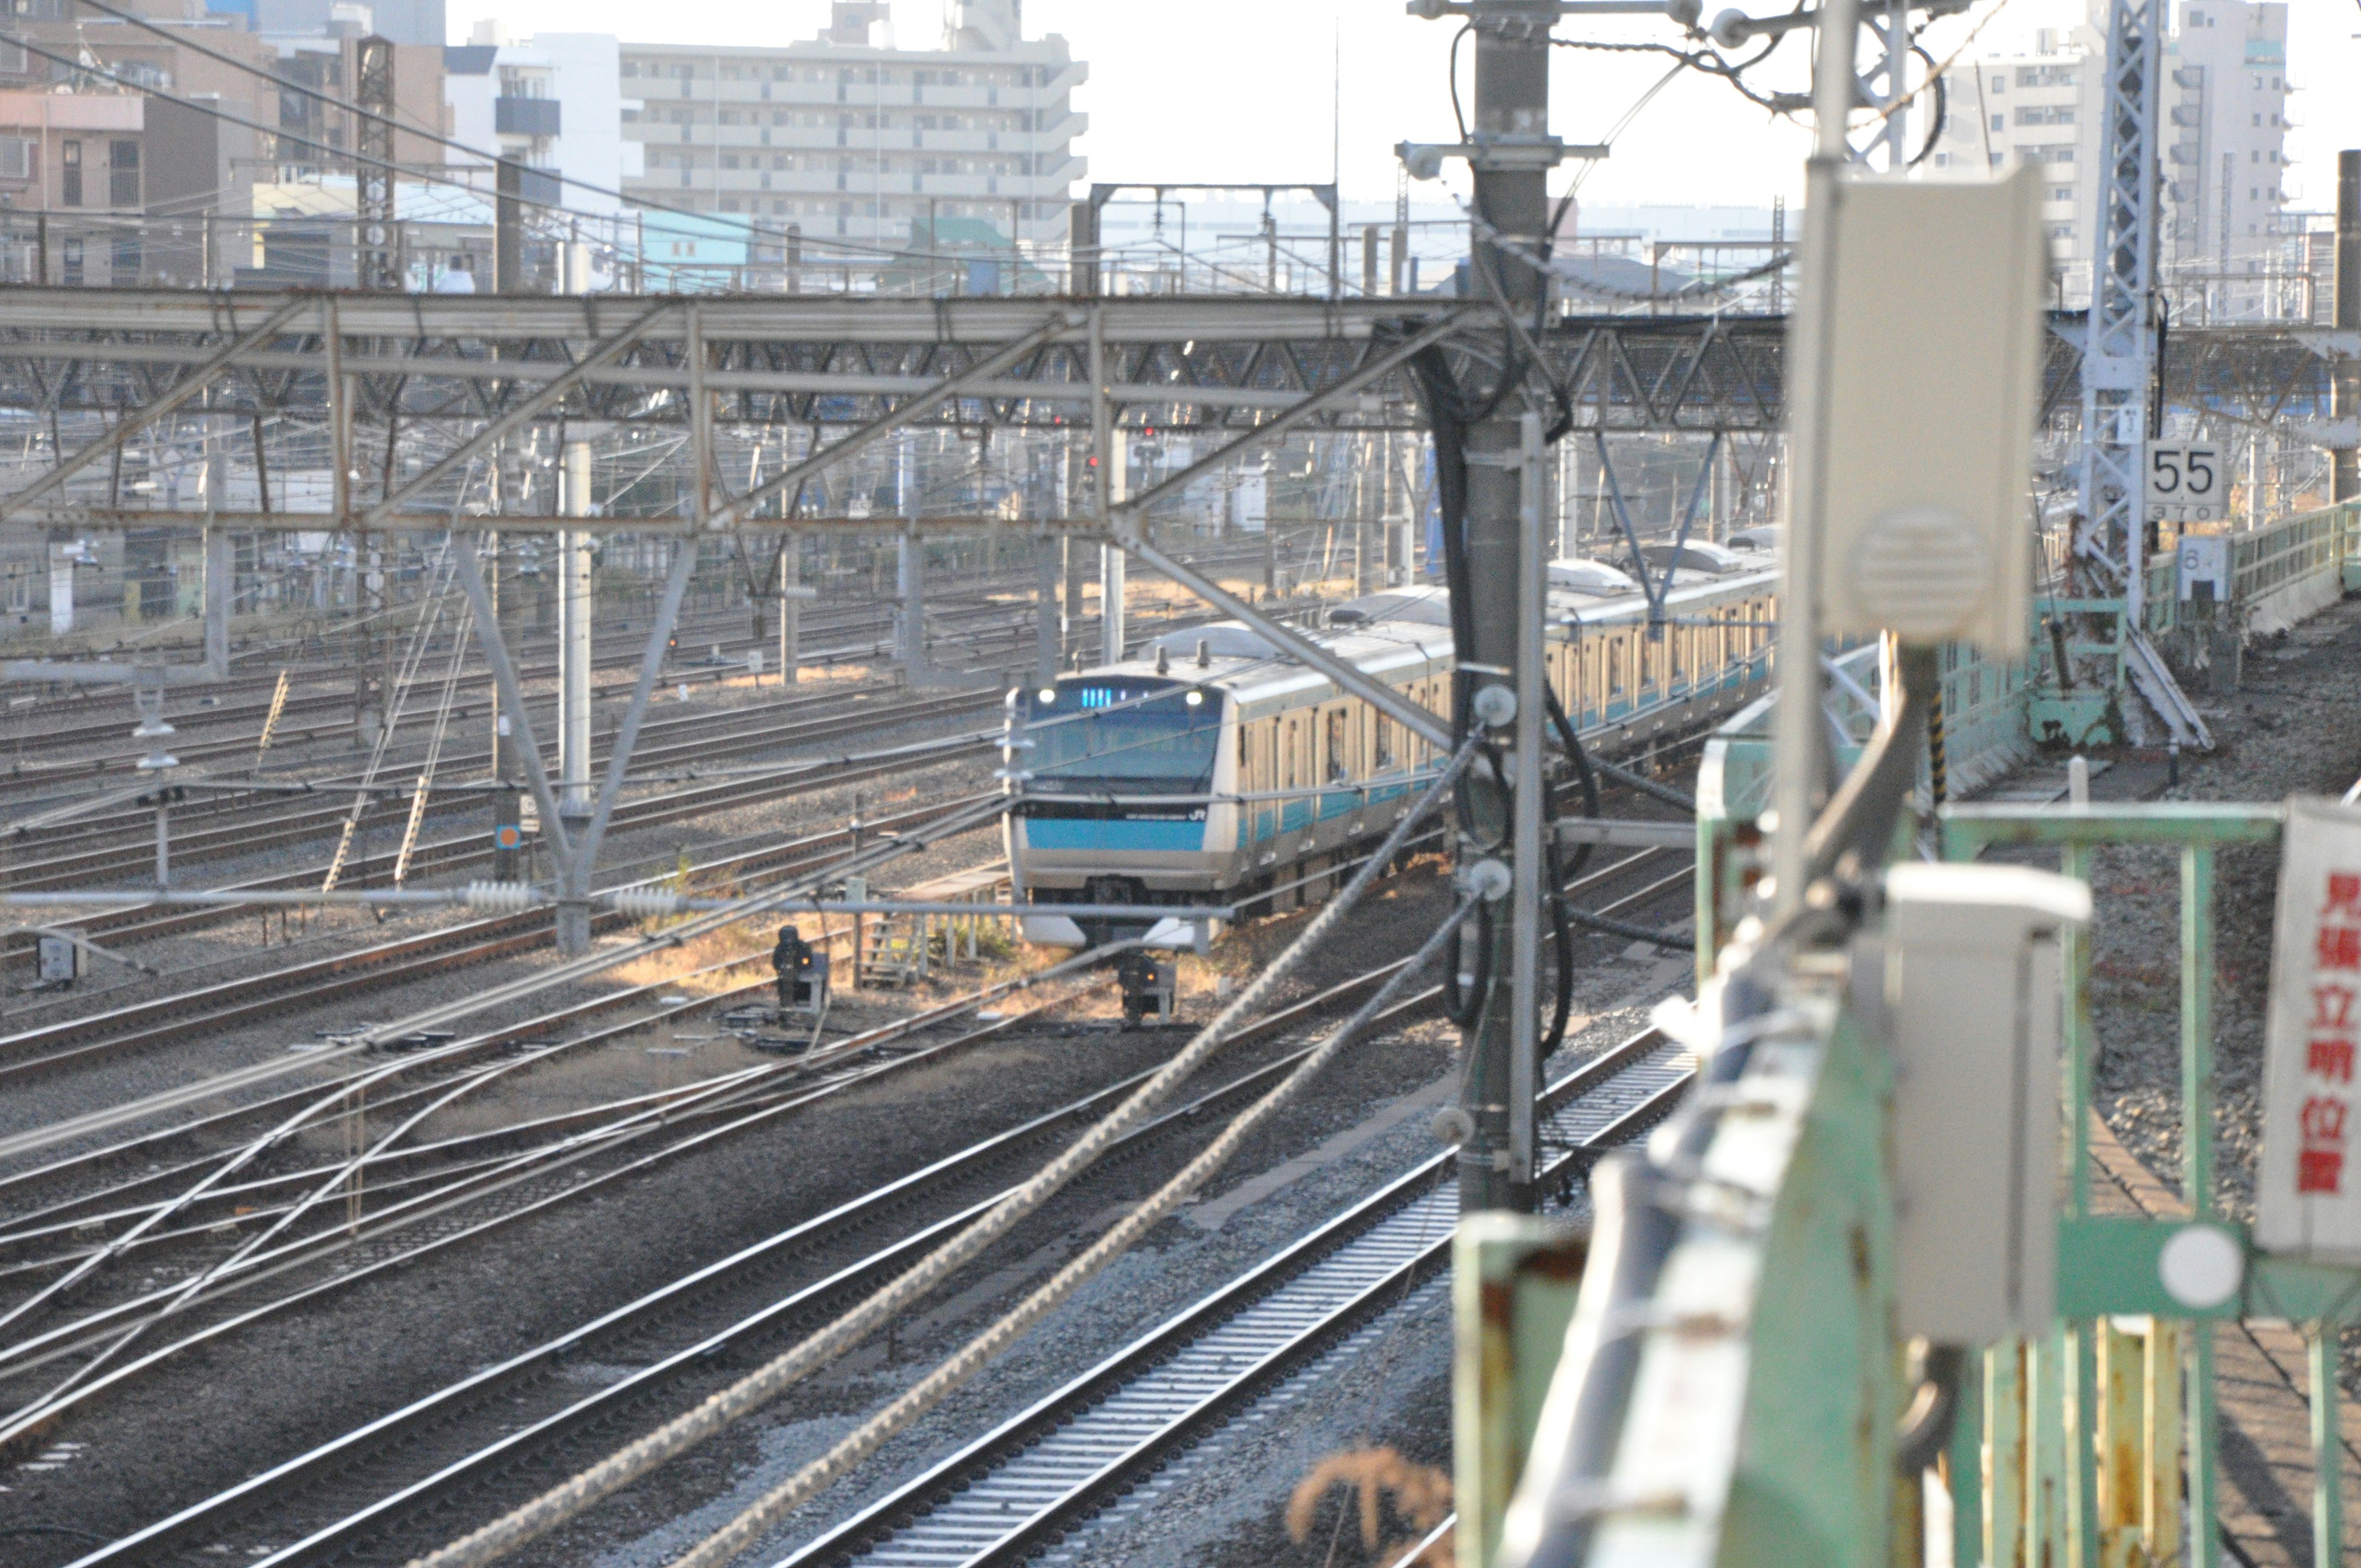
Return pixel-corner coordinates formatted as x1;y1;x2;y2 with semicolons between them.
35;932;78;984
1882;862;2092;1342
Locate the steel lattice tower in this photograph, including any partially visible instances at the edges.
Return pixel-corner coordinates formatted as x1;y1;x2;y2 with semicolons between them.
2076;0;2209;745
2078;0;2160;606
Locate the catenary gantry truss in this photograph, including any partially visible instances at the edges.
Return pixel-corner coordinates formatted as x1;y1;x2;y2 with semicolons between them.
0;288;2336;535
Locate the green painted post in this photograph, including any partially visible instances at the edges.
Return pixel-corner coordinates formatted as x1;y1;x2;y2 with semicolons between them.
2181;844;2217;1218
1987;1342;2025;1568
1951;1360;1986;1568
2029;1329;2068;1564
2063;842;2095;1219
2313;1321;2345;1568
2183;843;2221;1567
2071;1321;2101;1568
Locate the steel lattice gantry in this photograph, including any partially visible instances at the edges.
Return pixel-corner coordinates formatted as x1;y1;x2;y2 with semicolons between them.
0;289;2331;534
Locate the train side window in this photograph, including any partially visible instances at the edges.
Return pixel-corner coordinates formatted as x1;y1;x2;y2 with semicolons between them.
1374;714;1394;770
1283;719;1298;791
1324;708;1348;783
1608;637;1624;695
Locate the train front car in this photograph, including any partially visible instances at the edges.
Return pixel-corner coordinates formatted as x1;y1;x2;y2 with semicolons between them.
1003;664;1235;952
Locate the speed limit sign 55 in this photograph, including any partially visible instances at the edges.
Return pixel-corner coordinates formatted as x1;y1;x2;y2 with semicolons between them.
2146;442;2224;523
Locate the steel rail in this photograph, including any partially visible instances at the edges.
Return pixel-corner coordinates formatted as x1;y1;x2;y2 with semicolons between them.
0;687;1001;890
0;790;1020;1384
780;1031;1696;1568
52;964;1441;1567
0;960;1121;1393
0;788;998;1086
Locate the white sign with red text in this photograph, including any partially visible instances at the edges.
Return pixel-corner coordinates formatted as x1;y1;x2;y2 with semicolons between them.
2258;796;2361;1259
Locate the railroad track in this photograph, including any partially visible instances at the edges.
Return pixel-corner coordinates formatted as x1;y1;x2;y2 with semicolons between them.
0;601;803;755
0;683;1000;890
780;1027;1695;1568
0;789;1001;1085
0;547;1278;790
46;963;1443;1566
25;761;1702;1562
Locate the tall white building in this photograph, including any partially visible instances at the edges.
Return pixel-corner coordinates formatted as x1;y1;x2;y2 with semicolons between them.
445;25;635;216
2161;1;2292;275
618;0;1085;246
1930;26;2103;301
1928;1;2290;306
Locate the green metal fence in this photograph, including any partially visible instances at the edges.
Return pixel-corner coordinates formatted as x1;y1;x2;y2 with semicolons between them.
1460;798;2361;1567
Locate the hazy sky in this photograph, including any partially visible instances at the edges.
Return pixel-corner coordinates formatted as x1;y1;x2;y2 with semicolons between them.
459;0;2361;217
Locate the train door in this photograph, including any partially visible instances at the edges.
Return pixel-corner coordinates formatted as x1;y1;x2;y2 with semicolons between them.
1281;716;1303;835
1239;721;1260;845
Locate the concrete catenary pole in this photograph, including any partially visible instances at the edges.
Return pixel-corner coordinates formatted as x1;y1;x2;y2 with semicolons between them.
559;440;594;826
2335;150;2358;504
1453;5;1553;1216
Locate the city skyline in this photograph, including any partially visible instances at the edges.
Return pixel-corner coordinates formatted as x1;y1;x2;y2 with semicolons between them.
424;0;2361;220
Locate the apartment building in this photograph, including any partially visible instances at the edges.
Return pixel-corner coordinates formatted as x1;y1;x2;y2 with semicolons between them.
445;24;633;213
1930;26;2103;298
618;0;1085;248
2162;1;2292;274
1931;2;2292;304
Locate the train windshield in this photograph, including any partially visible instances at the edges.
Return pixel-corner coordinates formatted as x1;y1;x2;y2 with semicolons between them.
1023;683;1220;792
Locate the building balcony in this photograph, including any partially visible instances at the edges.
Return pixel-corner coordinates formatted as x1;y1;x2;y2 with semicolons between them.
496;96;561;137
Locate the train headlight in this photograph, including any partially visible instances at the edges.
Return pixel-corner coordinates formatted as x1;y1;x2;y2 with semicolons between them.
1184;689;1204;707
1037;688;1058;703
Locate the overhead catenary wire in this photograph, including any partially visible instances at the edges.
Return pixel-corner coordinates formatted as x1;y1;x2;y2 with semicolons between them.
401;735;1481;1568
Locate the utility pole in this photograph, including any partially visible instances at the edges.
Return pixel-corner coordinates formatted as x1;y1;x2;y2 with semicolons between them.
895;429;926;681
1451;2;1554;1217
555;439;594;954
486;542;522;882
494;159;523;294
2336;150;2358;504
779;531;802;685
354;36;399;290
1092;307;1125;664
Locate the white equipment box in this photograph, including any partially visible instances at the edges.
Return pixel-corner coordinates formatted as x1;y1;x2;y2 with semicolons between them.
1814;165;2046;656
1882;861;2091;1341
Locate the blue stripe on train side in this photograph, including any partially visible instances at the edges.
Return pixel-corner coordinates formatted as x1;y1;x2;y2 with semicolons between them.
1024;818;1210;852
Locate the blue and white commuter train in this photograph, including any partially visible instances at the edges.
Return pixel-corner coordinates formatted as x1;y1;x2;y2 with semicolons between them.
1003;560;1779;951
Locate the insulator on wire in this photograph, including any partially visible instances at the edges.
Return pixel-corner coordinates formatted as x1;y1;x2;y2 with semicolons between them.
463;881;537;913
609;887;682;921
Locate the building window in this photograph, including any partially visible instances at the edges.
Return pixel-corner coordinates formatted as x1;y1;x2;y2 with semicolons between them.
61;236;81;284
109;137;140;207
1991;113;2004;132
60;138;79;207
